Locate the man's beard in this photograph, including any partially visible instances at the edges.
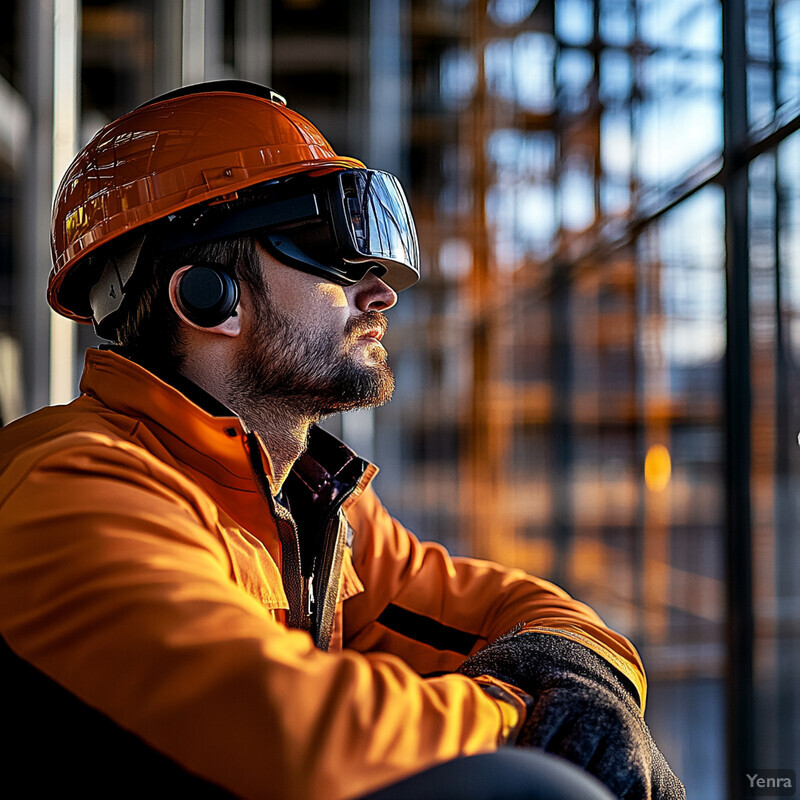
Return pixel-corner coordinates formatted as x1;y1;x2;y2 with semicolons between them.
229;294;395;421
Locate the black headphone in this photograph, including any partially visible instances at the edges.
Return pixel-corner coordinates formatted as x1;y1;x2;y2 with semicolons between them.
176;264;240;327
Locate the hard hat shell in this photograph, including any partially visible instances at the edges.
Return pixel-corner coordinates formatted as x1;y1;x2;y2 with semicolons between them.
49;81;365;323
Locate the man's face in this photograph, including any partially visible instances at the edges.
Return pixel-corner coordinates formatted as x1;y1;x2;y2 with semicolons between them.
229;245;398;418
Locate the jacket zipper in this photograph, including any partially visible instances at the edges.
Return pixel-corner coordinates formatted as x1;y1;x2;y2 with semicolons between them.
245;432;307;630
311;512;347;651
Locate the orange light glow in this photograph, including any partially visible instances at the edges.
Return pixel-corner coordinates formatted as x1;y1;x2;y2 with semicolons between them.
645;444;672;492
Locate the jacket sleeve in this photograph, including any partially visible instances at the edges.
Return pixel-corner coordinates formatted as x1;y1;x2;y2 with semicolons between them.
342;486;647;709
0;436;522;800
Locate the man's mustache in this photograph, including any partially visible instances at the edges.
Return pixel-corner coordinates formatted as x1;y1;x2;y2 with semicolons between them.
345;312;388;341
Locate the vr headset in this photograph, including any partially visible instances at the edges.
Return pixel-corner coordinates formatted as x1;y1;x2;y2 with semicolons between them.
158;168;420;292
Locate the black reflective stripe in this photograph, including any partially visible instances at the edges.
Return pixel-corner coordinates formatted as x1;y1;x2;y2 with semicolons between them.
377;604;480;656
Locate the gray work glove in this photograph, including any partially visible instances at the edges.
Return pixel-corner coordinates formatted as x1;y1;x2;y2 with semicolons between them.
458;631;685;800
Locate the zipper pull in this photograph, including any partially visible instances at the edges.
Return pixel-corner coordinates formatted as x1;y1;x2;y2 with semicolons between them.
307;574;315;618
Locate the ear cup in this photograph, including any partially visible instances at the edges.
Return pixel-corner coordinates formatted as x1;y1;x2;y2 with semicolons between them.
176;265;239;327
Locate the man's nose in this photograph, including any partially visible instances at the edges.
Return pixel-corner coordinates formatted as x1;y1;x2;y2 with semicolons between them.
350;269;398;312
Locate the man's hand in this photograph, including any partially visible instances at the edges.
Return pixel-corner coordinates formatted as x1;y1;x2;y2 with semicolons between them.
458;631;685;800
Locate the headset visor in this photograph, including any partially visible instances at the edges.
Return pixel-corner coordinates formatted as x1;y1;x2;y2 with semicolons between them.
340;171;419;284
161;169;420;291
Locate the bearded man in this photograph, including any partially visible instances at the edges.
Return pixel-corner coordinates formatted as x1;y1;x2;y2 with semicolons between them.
0;82;683;800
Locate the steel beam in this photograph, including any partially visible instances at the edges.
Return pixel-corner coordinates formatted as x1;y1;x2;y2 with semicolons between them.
18;1;56;412
721;1;754;797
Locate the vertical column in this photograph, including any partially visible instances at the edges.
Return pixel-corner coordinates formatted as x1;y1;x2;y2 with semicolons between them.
203;0;225;80
368;0;404;178
773;133;796;776
549;266;573;588
153;0;183;94
465;0;501;561
235;0;271;83
721;0;754;797
19;1;54;413
19;1;78;412
182;0;206;84
769;0;796;771
50;0;79;406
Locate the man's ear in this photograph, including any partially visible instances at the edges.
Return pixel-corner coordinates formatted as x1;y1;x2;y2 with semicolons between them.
168;265;241;337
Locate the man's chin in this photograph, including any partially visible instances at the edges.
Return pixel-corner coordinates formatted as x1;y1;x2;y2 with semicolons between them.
317;364;395;417
351;338;388;365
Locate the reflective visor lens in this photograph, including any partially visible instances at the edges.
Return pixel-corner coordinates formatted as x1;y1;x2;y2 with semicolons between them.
339;171;419;277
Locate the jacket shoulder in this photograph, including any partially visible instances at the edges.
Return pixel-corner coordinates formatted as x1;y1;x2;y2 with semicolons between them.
0;395;140;465
0;398;227;561
0;398;182;509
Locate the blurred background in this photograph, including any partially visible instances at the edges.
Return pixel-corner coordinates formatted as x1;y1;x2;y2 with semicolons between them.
0;1;798;798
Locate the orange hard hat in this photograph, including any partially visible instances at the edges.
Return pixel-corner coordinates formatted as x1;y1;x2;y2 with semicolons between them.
49;80;365;323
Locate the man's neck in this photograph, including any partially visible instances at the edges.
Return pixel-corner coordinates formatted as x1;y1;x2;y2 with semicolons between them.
175;359;314;492
237;400;314;491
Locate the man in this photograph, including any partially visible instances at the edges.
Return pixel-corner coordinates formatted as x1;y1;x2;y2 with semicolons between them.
0;81;683;800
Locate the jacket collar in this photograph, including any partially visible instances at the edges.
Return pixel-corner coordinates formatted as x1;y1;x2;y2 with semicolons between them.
79;348;378;505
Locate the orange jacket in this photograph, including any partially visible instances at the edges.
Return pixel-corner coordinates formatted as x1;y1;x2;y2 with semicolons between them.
0;348;645;799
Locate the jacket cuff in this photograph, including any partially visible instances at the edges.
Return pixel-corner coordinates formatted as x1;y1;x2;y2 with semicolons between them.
471;674;534;746
514;623;646;711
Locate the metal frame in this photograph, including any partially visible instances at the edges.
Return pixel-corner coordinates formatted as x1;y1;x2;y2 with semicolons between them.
721;3;754;798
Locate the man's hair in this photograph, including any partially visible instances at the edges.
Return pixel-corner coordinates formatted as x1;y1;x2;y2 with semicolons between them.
105;235;264;373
